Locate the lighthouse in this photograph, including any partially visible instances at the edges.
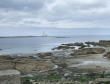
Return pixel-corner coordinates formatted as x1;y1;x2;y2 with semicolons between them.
42;31;47;37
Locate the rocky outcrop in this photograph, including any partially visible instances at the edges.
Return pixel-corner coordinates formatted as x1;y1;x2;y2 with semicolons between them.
85;41;99;46
52;42;87;50
36;52;52;59
73;42;84;46
71;48;105;56
0;55;54;74
15;59;54;74
52;45;74;50
85;40;110;47
0;56;15;70
99;40;110;46
62;42;84;46
0;70;20;84
103;52;110;58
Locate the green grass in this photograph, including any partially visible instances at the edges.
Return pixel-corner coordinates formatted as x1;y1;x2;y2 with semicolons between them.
21;73;110;83
21;74;63;82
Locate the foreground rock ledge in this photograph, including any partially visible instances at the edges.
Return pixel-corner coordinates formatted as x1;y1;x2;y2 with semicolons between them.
0;56;54;74
0;70;20;84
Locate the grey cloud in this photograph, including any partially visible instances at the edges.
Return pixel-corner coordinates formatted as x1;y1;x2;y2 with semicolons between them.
0;0;110;29
0;0;45;11
37;0;109;22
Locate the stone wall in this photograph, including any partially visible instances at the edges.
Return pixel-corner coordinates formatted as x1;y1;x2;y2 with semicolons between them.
0;70;20;84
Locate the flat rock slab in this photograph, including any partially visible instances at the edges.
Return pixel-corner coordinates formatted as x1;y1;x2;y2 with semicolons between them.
0;70;20;84
95;78;110;83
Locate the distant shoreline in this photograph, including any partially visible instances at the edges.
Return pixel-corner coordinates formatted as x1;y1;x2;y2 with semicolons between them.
0;36;70;38
0;36;40;38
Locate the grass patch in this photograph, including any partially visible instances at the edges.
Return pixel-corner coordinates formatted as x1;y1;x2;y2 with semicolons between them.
21;73;110;83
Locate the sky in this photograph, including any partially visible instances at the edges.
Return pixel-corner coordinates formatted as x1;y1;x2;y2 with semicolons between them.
0;0;110;36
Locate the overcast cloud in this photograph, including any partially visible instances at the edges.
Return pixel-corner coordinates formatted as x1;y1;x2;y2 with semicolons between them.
0;0;110;36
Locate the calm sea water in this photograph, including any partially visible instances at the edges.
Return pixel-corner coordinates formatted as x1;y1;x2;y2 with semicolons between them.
0;35;110;55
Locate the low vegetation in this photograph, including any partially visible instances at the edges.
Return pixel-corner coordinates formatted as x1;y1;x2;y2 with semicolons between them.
21;73;110;83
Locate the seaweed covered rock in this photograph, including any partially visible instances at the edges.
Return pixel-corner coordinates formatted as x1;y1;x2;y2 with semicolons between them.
62;42;85;47
37;52;52;59
71;48;105;56
52;42;86;50
73;42;84;46
52;45;74;50
0;55;14;60
85;41;99;46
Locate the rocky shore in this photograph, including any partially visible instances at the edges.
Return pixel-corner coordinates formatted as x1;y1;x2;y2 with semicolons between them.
1;40;110;83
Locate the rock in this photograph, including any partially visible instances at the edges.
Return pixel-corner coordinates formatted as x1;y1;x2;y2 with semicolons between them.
62;43;74;46
61;77;66;81
71;48;105;56
99;40;110;46
73;42;89;49
73;42;84;46
36;69;60;76
52;42;88;50
0;55;15;70
52;45;70;50
57;63;68;68
0;70;21;84
89;81;95;84
24;74;34;77
0;55;14;60
0;55;54;74
95;78;110;84
53;42;97;51
36;52;52;59
0;61;14;70
103;52;110;58
85;41;99;46
74;81;82;84
78;45;87;49
62;42;85;47
14;59;54;74
64;72;72;77
28;55;41;59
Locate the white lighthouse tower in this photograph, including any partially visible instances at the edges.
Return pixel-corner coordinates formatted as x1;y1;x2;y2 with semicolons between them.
42;31;47;37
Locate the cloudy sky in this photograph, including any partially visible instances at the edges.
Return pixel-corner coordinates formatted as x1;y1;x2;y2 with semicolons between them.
0;0;110;36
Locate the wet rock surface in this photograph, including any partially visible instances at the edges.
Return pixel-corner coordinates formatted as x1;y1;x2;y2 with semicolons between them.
71;48;105;56
52;45;75;50
52;42;95;50
85;41;99;46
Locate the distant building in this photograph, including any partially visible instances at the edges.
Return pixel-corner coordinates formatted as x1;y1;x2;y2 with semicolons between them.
42;32;48;37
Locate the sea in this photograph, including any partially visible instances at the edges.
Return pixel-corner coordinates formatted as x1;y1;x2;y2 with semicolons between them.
0;35;110;55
